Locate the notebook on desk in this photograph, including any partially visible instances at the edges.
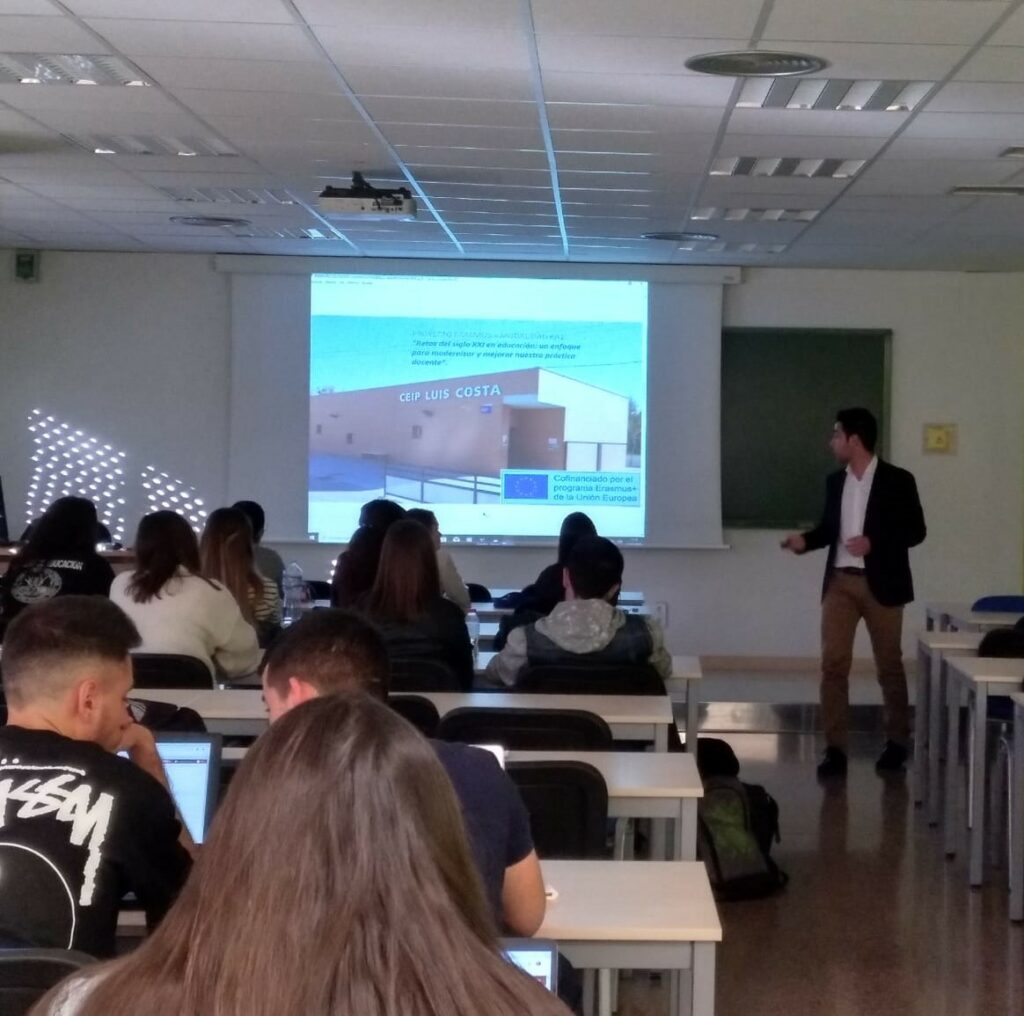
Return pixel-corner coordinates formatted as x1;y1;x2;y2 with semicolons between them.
119;732;221;844
501;938;559;992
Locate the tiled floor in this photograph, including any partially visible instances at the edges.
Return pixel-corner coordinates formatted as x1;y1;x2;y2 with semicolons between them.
619;728;1024;1016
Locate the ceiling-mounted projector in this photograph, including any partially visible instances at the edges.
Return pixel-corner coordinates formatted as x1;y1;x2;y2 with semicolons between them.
318;172;417;220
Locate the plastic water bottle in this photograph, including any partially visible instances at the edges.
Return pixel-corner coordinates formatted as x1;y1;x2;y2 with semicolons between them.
282;562;305;626
466;608;480;666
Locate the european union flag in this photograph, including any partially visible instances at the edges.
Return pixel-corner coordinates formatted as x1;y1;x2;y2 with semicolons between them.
504;473;549;500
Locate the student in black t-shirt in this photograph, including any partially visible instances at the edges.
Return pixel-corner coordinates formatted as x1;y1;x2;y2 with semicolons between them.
1;497;115;624
0;596;193;957
260;609;545;937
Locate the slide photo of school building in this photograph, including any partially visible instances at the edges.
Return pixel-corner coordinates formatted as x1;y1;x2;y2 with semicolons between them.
309;367;635;505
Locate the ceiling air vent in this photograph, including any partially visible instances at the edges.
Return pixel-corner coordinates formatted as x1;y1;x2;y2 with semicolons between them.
685;51;828;77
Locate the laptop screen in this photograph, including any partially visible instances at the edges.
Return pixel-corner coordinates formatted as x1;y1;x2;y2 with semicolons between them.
501;939;558;992
119;734;220;843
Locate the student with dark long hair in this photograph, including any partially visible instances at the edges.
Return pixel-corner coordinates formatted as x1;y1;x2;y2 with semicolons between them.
200;507;280;646
361;519;474;688
519;512;597;616
0;497;114;624
110;511;259;681
330;499;405;607
34;695;570;1016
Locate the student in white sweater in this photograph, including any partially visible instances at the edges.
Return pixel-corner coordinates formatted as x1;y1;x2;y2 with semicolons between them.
110;512;260;682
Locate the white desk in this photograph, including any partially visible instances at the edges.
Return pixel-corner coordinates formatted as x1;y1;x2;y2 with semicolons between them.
540;860;720;1016
947;607;1024;632
944;656;1024;886
925;601;971;632
220;746;703;861
475;651;700;751
140;688;676;750
914;630;982;821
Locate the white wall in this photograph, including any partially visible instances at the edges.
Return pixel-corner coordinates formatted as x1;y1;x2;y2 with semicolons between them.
1;254;1021;658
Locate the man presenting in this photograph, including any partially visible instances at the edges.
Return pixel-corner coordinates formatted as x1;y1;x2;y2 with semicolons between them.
782;408;926;779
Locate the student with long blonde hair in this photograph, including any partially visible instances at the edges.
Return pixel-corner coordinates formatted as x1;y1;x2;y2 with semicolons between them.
35;695;569;1016
199;506;281;645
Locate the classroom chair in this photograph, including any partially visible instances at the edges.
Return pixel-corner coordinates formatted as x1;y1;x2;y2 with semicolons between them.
389;658;463;693
0;949;95;1016
131;653;213;689
388;694;441;736
436;706;613;751
516;662;666;696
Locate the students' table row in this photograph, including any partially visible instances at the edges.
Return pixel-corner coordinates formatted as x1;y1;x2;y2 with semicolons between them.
473;652;702;749
220;744;703;861
144;687;677;749
120;860;721;1016
925;601;1023;633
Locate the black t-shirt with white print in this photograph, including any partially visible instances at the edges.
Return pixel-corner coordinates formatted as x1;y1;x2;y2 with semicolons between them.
0;727;192;958
0;554;115;621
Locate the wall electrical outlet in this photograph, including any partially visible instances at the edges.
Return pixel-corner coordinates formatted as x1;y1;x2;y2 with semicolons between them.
653;601;669;627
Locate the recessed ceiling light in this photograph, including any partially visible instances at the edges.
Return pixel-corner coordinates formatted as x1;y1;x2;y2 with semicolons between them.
999;146;1024;159
641;231;719;242
170;216;252;228
19;76;41;84
685;51;828;77
93;147;115;155
950;185;1024;197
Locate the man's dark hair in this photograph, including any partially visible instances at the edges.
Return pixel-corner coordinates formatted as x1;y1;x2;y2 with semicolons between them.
262;609;391;701
565;535;624;601
2;596;140;707
835;407;878;454
358;499;406;531
232;500;266;542
405;508;437;530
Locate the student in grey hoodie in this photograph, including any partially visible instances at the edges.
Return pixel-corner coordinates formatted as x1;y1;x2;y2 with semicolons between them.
484;535;671;688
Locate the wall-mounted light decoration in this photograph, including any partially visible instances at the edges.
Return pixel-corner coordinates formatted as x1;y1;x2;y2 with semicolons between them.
140;464;207;532
26;408;128;541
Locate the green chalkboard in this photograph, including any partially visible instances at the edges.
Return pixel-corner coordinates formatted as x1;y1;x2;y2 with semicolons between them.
721;328;891;529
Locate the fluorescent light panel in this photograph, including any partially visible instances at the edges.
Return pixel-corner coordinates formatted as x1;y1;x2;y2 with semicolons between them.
691;207;819;222
736;77;931;112
711;156;865;179
69;135;238;157
157;186;296;205
0;53;148;86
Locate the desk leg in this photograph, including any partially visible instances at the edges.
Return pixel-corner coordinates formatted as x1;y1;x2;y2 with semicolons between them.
944;671;961;857
691;942;716;1016
655;724;668;752
1010;702;1024;922
969;684;988;887
913;645;929;806
685;678;699;752
598;969;612;1016
679;800;697;861
927;651;944;825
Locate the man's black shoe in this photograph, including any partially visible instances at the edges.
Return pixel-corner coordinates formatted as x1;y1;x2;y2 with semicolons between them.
816;747;848;779
875;741;908;772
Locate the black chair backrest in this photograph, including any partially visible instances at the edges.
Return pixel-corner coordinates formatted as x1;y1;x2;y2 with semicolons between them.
466;582;492;603
389;695;441;736
516;663;666;696
0;948;95;1016
507;761;609;859
978;626;1024;658
436;707;613;750
305;579;331;601
390;658;462;693
131;653;213;689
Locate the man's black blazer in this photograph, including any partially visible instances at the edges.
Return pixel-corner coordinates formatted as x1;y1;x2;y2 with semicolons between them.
801;459;926;607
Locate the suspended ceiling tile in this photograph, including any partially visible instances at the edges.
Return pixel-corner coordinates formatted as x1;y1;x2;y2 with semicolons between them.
139;57;342;94
928;81;1024;113
295;0;522;30
546;103;723;132
345;64;535;102
541;71;737;107
536;34;747;75
532;0;762;38
83;19;318;60
956;45;1024;82
70;0;294;22
763;0;1009;45
359;96;539;128
728;108;910;138
903;110;1024;139
0;13;109;50
754;39;970;80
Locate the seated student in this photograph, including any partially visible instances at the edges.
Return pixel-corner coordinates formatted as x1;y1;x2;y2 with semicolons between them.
0;596;193;958
359;520;474;689
485;535;671;688
517;512;597;616
406;508;471;612
1;497;115;624
34;695;569;1016
110;511;260;682
261;609;545;938
231;500;285;595
200;507;281;647
330;523;386;608
330;499;405;608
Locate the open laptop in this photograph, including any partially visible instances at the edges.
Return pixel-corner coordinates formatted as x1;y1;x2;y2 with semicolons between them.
119;732;221;844
501;938;559;992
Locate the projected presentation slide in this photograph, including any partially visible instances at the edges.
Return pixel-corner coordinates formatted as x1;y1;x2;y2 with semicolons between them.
309;274;647;543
